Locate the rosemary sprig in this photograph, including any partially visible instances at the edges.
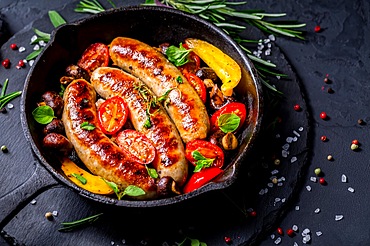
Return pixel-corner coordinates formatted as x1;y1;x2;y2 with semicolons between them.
58;213;103;232
0;79;22;110
75;0;116;14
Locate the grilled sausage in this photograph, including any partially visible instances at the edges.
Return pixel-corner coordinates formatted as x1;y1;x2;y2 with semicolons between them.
62;79;157;199
109;37;210;143
91;67;188;186
43;133;73;154
41;91;64;117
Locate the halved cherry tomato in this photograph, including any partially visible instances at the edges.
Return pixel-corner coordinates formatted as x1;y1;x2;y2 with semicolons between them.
116;129;156;165
210;102;247;132
98;96;128;135
184;72;207;103
183;167;223;193
77;43;109;74
178;43;201;74
185;139;224;169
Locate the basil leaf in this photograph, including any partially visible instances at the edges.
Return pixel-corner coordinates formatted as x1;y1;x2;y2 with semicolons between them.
146;165;159;179
218;113;241;133
48;10;66;28
192;150;214;172
177;76;183;84
102;179;120;198
166;43;192;66
32;105;55;124
71;173;87;185
80;122;95;130
190;238;200;246
123;185;146;197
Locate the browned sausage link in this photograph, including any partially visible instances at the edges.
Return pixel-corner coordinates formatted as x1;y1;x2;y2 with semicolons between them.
43;133;73;154
43;118;65;135
62;79;157;199
109;37;210;143
91;67;188;186
41;91;64;117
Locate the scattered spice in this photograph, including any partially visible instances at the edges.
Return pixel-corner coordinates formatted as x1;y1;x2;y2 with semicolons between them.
2;59;10;68
314;168;321;176
249;210;257;217
327;87;334;94
274;159;281;165
319;178;326;185
287;229;295;237
323;77;329;83
335;215;344;221
45;212;53;221
277;227;284;235
319;112;327;120
314;25;321;33
357;119;365;125
18;60;25;67
224;236;232;244
10;43;18;50
1;145;8;153
350;143;359;151
327;155;333;161
351;139;359;145
293;104;301;111
320;135;327;142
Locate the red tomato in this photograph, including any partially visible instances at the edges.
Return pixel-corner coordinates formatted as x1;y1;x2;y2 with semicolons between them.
98;96;128;135
210;102;247;132
77;43;109;74
183;167;223;193
185;139;224;169
184;72;207;103
178;43;201;74
116;129;156;165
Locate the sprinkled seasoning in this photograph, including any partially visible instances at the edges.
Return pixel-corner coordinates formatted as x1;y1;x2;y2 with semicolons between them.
327;155;333;161
310;176;317;182
335;215;344;221
10;43;18;50
30;199;37;205
341;174;347;183
277;227;283;235
292;225;298;231
314;25;321;33
319;178;326;185
45;212;53;221
2;59;10;68
314;168;321;176
287;229;295;237
348;187;355;193
295;205;300;211
314;208;321;214
357;119;365;125
351;139;359;145
320;112;327;120
320;135;327;142
291;156;297;163
306;185;312;191
350;143;359;150
274;237;281;245
224;236;232;244
1;145;8;153
327;87;334;93
294;104;301;111
19;46;26;52
249;210;257;217
274;159;281;165
316;231;323;237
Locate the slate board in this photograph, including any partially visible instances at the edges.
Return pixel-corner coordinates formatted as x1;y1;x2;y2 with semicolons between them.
0;0;311;245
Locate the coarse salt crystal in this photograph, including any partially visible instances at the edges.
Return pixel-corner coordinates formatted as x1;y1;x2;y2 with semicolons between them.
276;134;281;138
295;206;300;211
122;239;126;244
31;35;37;42
310;177;317;182
277;182;283;187
111;241;115;245
265;49;271;56
291;156;297;163
29;60;35;66
294;242;298;246
264;38;270;44
314;208;321;214
274;237;281;245
335;215;344;221
264;188;269;193
30;199;37;205
247;208;254;213
298;127;304;131
268;34;276;41
286;137;293;143
267;43;272;48
302;234;311;244
341;174;347;183
271;234;275;239
52;211;58;216
271;169;279;175
276;75;281;79
316;231;323;237
281;198;286;203
259;189;265;195
293;130;301;137
282;150;289;158
268;183;274;188
39;40;46;46
282;143;290;150
293;136;298;142
292;225;298;231
33;44;40;51
348;187;355;193
278;177;286;182
7;103;14;109
302;228;310;235
306;185;312;191
19;46;26;52
275;197;281;203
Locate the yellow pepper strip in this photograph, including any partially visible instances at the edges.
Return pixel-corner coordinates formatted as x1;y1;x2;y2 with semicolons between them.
185;38;241;97
61;157;114;195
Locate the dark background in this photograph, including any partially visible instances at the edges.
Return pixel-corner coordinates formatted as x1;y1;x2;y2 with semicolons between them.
0;0;369;245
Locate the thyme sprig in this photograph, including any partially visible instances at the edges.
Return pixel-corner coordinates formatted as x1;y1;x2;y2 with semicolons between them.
0;79;22;110
75;0;116;14
58;213;103;232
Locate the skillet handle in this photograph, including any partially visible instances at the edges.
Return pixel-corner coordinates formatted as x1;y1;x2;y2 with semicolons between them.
0;161;59;229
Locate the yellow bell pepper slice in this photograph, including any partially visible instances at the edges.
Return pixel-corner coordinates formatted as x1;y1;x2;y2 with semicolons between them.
185;38;241;97
61;157;114;195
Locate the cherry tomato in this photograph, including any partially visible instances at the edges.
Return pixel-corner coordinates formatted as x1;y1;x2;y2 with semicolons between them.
183;167;223;193
116;129;156;165
184;72;207;103
77;43;109;74
185;139;224;169
178;43;201;74
98;96;128;135
210;102;247;132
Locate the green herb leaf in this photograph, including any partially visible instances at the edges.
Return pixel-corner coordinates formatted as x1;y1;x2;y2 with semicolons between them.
177;76;183;84
1;78;9;97
157;88;174;103
178;237;207;246
146;165;159;178
59;84;66;97
33;28;51;40
48;10;67;28
32;105;55;124
218;113;240;133
80;122;95;130
192;150;214;172
166;43;192;66
58;213;103;232
75;0;105;14
123;185;146;197
71;173;87;185
102;179;120;194
26;49;43;61
0;91;22;109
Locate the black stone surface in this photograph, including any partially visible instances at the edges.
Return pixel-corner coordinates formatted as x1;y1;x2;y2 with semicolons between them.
0;0;369;245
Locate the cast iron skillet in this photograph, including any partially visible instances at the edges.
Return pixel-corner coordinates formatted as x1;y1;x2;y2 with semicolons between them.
18;6;262;208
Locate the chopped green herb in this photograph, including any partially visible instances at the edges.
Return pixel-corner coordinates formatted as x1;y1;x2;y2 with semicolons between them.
103;179;146;200
58;213;103;232
177;76;183;84
71;173;87;185
48;10;67;28
192;150;214;172
166;43;192;66
178;237;207;246
217;113;240;133
32;105;56;124
157;88;174;104
75;0;106;14
59;84;66;97
80;122;96;130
